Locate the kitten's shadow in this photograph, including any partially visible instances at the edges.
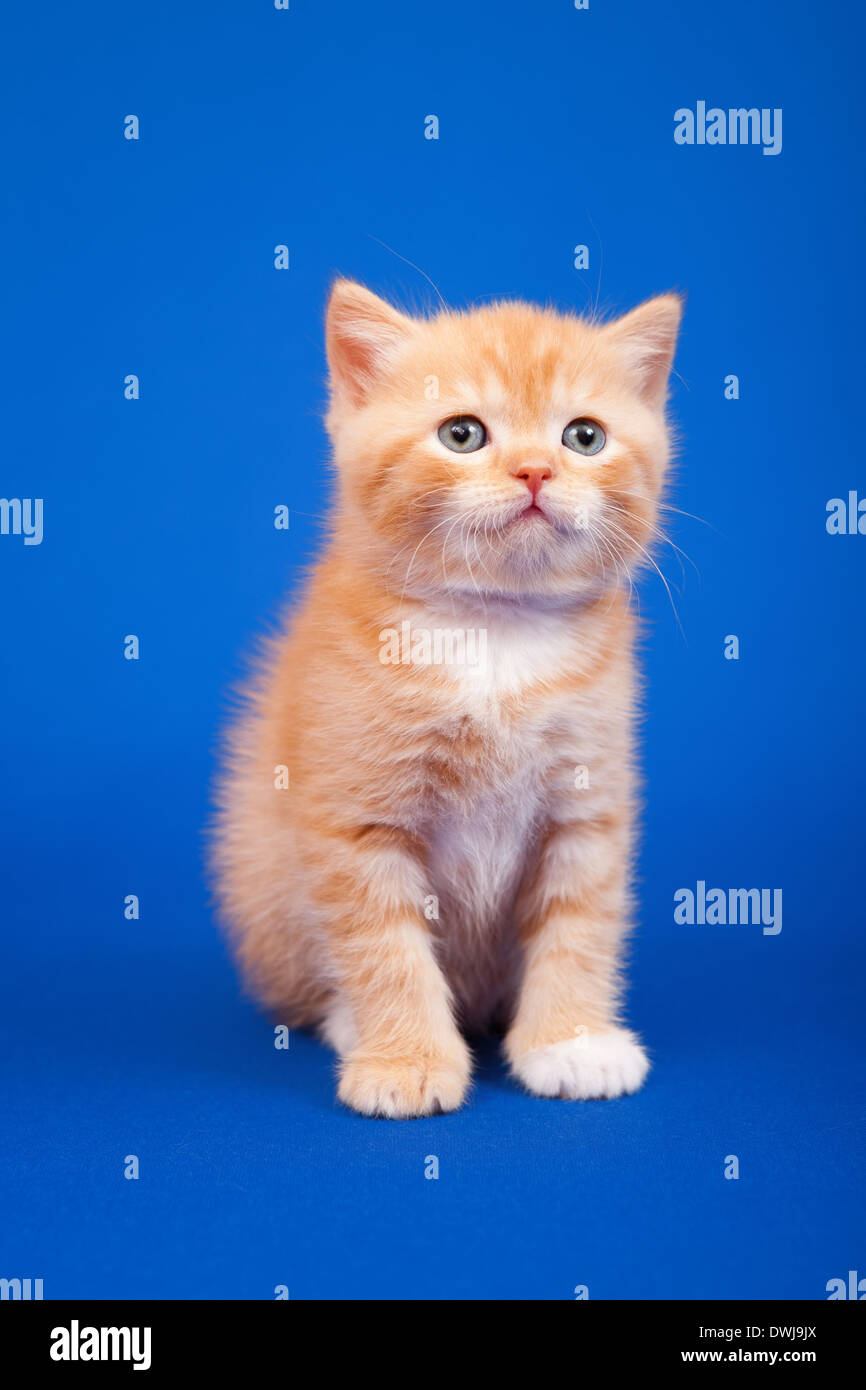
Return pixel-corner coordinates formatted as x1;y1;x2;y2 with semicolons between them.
466;1032;514;1092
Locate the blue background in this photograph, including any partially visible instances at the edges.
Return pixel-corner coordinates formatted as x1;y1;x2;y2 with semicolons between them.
1;0;864;1300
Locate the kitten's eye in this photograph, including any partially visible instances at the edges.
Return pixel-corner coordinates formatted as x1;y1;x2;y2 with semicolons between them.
563;418;606;456
438;416;488;453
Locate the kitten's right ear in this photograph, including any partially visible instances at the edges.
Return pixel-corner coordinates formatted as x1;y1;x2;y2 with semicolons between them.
326;280;414;407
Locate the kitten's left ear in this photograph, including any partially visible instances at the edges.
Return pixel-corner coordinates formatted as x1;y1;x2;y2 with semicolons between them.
326;279;415;407
603;294;683;408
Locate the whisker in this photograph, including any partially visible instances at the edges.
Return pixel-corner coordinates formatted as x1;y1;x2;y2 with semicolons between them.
366;234;447;309
396;512;463;605
611;489;719;534
594;516;687;642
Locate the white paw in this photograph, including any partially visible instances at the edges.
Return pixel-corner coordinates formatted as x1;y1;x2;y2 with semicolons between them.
510;1028;650;1100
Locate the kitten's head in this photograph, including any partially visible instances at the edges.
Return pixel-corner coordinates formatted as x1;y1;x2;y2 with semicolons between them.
325;280;682;603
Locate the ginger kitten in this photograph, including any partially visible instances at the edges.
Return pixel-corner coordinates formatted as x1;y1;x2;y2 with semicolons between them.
211;280;682;1117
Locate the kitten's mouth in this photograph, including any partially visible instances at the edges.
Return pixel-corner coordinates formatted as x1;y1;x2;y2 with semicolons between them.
496;498;580;542
512;501;551;523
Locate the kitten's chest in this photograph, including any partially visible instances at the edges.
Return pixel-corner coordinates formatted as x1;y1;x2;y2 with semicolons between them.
424;610;575;800
427;743;541;901
442;605;577;715
423;615;575;918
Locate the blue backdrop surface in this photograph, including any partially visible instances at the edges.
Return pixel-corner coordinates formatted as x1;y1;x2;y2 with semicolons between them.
1;0;864;1299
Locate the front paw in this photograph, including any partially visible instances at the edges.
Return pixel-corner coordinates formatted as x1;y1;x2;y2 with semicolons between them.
337;1046;471;1119
507;1027;649;1100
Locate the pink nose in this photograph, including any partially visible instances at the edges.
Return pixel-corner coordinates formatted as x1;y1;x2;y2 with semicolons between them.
513;464;553;500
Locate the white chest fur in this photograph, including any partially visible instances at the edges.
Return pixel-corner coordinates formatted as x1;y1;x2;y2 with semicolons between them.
413;601;578;928
402;596;580;711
